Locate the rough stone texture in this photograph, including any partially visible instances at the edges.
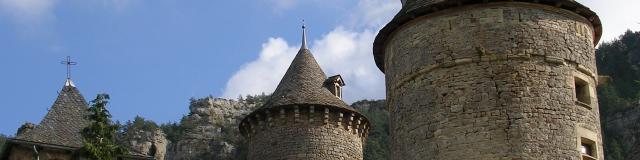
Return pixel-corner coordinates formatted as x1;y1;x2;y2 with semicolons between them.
377;2;603;160
242;105;368;160
261;48;353;111
8;146;73;160
241;44;369;160
166;97;256;160
120;128;168;160
373;0;602;71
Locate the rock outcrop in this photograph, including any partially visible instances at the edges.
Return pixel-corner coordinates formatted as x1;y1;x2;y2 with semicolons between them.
120;128;168;160
166;97;257;160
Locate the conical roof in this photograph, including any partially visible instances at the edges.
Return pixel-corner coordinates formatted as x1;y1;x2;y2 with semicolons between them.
261;48;351;110
16;79;90;148
259;25;353;111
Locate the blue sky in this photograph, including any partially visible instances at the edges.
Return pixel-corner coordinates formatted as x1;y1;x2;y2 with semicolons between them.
1;0;638;135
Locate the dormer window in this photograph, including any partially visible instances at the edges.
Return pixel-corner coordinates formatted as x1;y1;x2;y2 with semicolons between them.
325;75;345;99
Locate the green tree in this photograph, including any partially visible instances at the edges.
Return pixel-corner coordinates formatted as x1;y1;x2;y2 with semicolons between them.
596;30;640;160
606;139;625;160
122;116;159;134
244;93;270;106
160;122;183;144
352;100;389;160
81;94;127;160
0;134;7;156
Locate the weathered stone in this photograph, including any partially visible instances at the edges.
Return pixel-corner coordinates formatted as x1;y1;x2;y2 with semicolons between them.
240;36;369;160
374;1;604;160
166;97;257;160
120;128;168;160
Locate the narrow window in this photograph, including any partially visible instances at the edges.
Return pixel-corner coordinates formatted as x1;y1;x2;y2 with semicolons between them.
335;84;342;99
580;138;597;160
575;77;591;108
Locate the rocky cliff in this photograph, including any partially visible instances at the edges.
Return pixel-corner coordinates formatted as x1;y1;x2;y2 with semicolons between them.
165;97;257;160
120;128;168;160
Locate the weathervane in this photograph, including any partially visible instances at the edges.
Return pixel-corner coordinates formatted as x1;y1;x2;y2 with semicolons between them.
60;56;77;79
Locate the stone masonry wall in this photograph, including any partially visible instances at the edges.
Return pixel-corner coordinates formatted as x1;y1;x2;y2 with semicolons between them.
8;146;73;160
384;2;602;160
242;105;369;160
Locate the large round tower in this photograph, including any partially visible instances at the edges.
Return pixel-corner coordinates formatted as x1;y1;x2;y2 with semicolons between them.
373;0;603;159
240;25;370;160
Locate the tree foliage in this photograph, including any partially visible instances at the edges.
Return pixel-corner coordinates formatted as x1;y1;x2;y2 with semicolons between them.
0;134;7;157
122;116;159;134
596;30;640;160
237;93;270;106
352;100;389;160
81;94;127;160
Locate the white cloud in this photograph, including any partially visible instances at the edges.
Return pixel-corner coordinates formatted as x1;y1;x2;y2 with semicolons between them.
222;0;399;102
346;0;401;28
222;27;387;102
313;27;386;101
222;38;299;99
271;0;296;11
0;0;56;27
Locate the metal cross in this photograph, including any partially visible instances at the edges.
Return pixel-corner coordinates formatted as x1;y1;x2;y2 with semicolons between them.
60;56;77;79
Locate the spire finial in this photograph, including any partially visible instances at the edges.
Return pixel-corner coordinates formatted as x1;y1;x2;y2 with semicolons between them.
301;20;308;49
60;56;77;80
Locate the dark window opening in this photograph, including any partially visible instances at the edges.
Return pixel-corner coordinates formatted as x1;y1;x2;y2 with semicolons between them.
575;77;591;107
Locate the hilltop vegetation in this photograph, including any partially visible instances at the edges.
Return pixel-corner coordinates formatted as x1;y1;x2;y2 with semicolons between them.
0;134;7;156
596;30;640;160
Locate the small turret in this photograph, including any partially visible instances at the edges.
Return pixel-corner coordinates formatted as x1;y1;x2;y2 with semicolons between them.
240;23;370;160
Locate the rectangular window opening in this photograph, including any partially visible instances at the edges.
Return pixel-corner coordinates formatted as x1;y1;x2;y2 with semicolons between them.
581;137;597;160
575;77;592;108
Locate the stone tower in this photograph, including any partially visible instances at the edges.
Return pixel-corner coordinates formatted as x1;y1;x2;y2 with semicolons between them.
373;0;604;160
240;25;370;160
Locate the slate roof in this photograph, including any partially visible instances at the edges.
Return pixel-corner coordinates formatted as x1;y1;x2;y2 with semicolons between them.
15;79;91;148
373;0;602;72
261;48;354;111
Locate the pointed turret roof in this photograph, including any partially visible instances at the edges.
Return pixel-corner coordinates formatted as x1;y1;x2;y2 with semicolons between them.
260;25;353;111
16;79;90;148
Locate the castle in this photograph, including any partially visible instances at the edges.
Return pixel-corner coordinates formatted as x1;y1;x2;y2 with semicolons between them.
2;0;607;159
240;0;605;159
373;0;604;160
